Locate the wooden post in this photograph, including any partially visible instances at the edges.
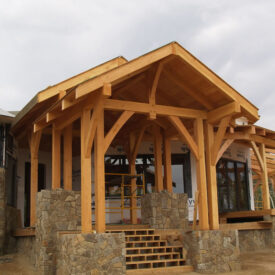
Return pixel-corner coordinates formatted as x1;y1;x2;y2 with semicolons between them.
52;126;61;189
94;97;106;233
163;134;172;192
81;108;92;233
29;131;42;227
153;125;163;192
64;124;72;190
194;118;209;230
204;122;219;230
129;132;137;224
260;143;270;209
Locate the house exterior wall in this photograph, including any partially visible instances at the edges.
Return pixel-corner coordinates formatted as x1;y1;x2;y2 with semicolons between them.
15;140;254;226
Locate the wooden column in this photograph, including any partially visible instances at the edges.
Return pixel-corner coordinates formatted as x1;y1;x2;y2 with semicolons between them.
129;132;137;224
194;118;209;230
29;131;42;227
52;126;61;189
63;125;72;190
163;134;172;192
153;125;163;192
94;98;106;233
260;143;270;209
204;122;219;230
81;108;92;233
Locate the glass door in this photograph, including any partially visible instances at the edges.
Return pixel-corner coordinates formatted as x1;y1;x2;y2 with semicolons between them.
217;159;250;213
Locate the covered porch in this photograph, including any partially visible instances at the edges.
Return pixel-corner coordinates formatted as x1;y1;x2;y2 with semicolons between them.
11;42;265;234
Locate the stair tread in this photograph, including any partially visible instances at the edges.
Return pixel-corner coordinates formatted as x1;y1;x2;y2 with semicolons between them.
125;234;161;238
127;258;185;264
126;245;183;250
127;240;166;243
126;265;194;273
126;252;180;257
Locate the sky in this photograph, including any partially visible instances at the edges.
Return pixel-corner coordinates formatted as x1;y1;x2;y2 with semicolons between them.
0;0;275;129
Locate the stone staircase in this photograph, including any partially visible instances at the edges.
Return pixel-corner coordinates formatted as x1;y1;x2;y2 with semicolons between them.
106;227;193;273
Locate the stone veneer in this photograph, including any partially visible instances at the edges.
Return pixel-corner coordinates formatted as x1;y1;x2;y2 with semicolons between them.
238;229;272;252
0;168;5;255
17;236;36;265
141;191;188;229
35;189;81;274
57;233;126;275
182;230;241;273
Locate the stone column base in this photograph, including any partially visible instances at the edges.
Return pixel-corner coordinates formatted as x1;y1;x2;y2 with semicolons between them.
141;191;188;229
182;230;241;273
57;233;126;275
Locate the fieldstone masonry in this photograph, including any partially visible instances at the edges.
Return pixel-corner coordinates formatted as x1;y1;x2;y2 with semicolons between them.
182;230;241;273
141;191;188;229
57;233;126;275
0;168;5;255
238;229;272;252
35;189;81;274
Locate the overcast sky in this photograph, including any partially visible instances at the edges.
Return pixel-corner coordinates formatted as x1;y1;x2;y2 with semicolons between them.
0;0;274;128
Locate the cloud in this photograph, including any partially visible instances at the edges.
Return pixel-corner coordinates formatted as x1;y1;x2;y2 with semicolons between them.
0;0;274;129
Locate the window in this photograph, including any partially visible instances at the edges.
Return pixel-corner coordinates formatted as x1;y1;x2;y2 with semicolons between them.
217;158;250;213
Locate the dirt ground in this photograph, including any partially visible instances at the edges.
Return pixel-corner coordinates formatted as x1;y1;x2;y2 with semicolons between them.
0;249;275;274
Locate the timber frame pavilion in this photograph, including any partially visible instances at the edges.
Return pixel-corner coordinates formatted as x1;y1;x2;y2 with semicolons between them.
11;42;275;233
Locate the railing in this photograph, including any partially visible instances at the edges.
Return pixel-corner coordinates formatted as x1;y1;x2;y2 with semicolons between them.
105;173;145;223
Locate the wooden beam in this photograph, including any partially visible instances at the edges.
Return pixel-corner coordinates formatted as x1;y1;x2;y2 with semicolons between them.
148;62;163;119
29;130;42;227
194;118;209;230
129;132;137;224
207;102;241;124
216;139;234;165
153;125;163;192
81;108;92;233
168;116;199;160
211;116;231;165
94;97;106;233
173;43;259;122
63;125;72;190
52;126;61;189
104;111;134;154
163;134;172;192
260;143;271;209
250;141;264;172
204;122;219;230
102;83;112;97
38;56;127;102
131;125;147;162
75;44;173;99
104;99;207;119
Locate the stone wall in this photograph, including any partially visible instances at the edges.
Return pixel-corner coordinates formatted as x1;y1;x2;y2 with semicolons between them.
35;189;81;274
57;233;126;275
4;206;18;253
17;236;36;265
238;229;272;252
0;168;5;255
141;191;188;229
182;230;241;273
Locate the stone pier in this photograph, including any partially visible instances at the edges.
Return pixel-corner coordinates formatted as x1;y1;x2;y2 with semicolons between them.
141;191;188;229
